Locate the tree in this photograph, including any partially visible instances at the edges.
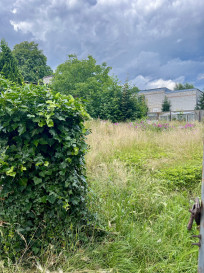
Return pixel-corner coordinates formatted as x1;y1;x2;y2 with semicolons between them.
119;82;148;121
174;83;194;90
162;96;171;112
52;55;147;122
0;39;22;84
52;54;112;95
196;92;204;110
13;41;53;83
52;54;118;119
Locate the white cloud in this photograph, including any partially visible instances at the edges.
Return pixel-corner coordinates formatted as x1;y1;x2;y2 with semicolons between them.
130;75;185;90
10;20;33;34
11;8;17;14
147;78;176;90
197;74;204;80
130;75;150;89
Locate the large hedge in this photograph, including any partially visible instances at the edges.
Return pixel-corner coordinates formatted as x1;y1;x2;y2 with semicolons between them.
0;76;89;260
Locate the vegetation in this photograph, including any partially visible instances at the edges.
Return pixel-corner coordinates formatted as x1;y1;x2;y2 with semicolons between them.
120;82;148;120
13;41;53;83
0;119;202;272
0;76;89;261
174;82;194;90
52;55;147;122
196;92;204;110
0;40;147;122
162;95;171;112
0;39;22;84
0;38;202;272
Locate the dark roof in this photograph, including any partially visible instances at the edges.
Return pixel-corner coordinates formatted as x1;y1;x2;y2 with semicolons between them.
168;88;203;93
139;87;171;93
139;87;203;94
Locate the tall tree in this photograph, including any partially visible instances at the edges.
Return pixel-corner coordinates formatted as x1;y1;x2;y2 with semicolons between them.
13;41;53;83
52;54;112;95
120;82;148;120
162;96;171;112
0;39;22;84
174;83;194;90
196;92;204;110
52;55;148;122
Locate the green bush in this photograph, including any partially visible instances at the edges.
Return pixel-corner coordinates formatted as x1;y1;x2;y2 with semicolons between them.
0;76;89;260
155;164;202;189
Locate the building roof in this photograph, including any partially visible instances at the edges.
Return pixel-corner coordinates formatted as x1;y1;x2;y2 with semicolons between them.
139;87;171;93
167;88;203;93
139;87;203;94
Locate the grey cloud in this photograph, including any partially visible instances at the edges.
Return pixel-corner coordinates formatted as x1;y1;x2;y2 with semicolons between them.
0;0;204;89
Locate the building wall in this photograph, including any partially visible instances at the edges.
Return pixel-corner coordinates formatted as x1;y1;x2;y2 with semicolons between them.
43;76;53;84
139;90;165;112
166;90;197;111
140;88;202;112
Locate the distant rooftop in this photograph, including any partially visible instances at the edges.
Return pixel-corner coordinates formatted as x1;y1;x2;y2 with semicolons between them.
139;87;171;93
139;87;203;94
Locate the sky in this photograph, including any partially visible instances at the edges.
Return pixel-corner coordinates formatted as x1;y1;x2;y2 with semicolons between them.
1;0;204;90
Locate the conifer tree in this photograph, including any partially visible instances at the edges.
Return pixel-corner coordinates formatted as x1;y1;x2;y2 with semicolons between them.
0;39;22;84
196;92;204;110
162;96;171;112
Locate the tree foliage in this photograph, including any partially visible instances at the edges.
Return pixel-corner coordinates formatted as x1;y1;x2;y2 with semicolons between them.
174;83;194;90
162;96;171;112
119;82;148;120
52;55;147;122
196;92;204;110
52;54;112;94
0;39;22;84
0;76;89;260
13;41;53;83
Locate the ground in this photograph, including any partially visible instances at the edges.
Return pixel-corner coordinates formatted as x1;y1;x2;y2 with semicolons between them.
1;120;203;273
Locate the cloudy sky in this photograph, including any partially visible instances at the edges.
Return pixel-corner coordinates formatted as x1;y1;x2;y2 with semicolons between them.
1;0;204;90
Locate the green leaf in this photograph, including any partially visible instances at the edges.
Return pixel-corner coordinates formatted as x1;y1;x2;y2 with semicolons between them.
32;247;40;255
46;119;54;127
72;147;79;155
38;120;46;127
27;114;35;118
20;166;26;172
19;178;28;186
6;166;16;177
33;177;42;185
47;194;56;204
44;161;49;166
33;139;39;147
18;124;26;135
39;196;47;203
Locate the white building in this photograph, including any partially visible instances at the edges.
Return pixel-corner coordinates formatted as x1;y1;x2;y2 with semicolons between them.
139;87;203;112
43;75;53;85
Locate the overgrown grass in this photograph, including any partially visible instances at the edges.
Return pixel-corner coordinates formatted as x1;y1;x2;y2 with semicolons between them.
1;120;203;272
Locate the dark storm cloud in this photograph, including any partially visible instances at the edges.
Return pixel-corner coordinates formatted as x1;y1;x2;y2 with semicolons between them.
1;0;204;89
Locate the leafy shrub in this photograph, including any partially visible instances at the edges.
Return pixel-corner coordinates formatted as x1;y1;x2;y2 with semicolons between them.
0;76;89;260
155;164;202;189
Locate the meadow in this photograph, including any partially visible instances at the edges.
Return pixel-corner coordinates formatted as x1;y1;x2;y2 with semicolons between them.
1;120;203;273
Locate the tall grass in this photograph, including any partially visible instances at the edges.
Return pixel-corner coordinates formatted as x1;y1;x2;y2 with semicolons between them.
1;120;203;272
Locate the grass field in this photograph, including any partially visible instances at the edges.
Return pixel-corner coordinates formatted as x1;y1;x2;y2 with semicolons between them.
1;120;203;273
